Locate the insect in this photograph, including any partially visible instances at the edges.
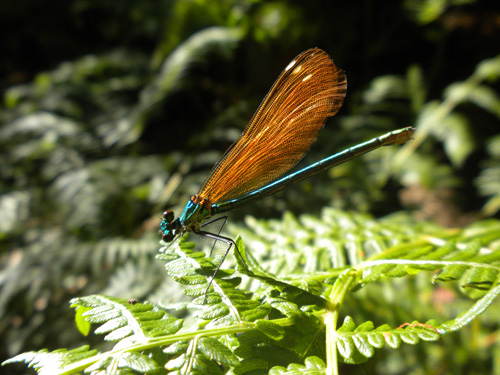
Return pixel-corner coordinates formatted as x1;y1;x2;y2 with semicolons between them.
160;48;413;276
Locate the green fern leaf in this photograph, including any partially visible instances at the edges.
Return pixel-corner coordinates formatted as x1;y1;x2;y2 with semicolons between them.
267;298;303;317
234;356;269;374
165;347;228;375
383;331;402;349
461;266;498;291
158;238;265;326
239;304;272;321
2;346;97;375
71;295;183;342
358;220;500;293
197;337;239;366
336;316;441;363
269;356;326;375
74;304;93;336
255;319;286;340
438;282;500;333
163;341;190;356
198;304;230;320
115;351;160;373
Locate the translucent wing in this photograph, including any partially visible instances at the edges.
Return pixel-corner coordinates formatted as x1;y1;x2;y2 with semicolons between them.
199;48;347;203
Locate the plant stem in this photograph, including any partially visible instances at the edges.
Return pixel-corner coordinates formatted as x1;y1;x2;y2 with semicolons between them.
324;269;356;375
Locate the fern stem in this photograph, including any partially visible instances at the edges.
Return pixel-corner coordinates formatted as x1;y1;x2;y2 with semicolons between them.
185;336;198;374
360;259;500;272
324;310;338;375
57;323;255;375
324;269;357;375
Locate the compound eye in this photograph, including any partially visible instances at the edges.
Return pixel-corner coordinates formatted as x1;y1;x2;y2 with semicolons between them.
162;231;175;242
163;210;175;223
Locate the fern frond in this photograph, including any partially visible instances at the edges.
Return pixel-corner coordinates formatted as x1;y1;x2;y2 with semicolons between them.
336;316;440;364
102;257;170;299
157;237;268;326
232;209;500;296
269;356;326;375
143;26;242;101
5;210;500;375
3;346;98;375
165;336;239;375
233;302;324;373
5;297;181;374
51;156;167;232
127;26;243;147
231;209;439;275
3;345;161;375
71;295;183;343
358;221;500;293
89;235;160;273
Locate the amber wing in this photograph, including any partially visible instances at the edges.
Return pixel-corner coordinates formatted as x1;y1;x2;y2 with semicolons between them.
199;48;347;204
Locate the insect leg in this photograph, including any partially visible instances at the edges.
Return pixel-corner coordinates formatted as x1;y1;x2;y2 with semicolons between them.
200;215;228;257
194;230;248;303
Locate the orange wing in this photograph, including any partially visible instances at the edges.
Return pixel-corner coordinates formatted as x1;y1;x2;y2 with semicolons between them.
199;48;347;203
